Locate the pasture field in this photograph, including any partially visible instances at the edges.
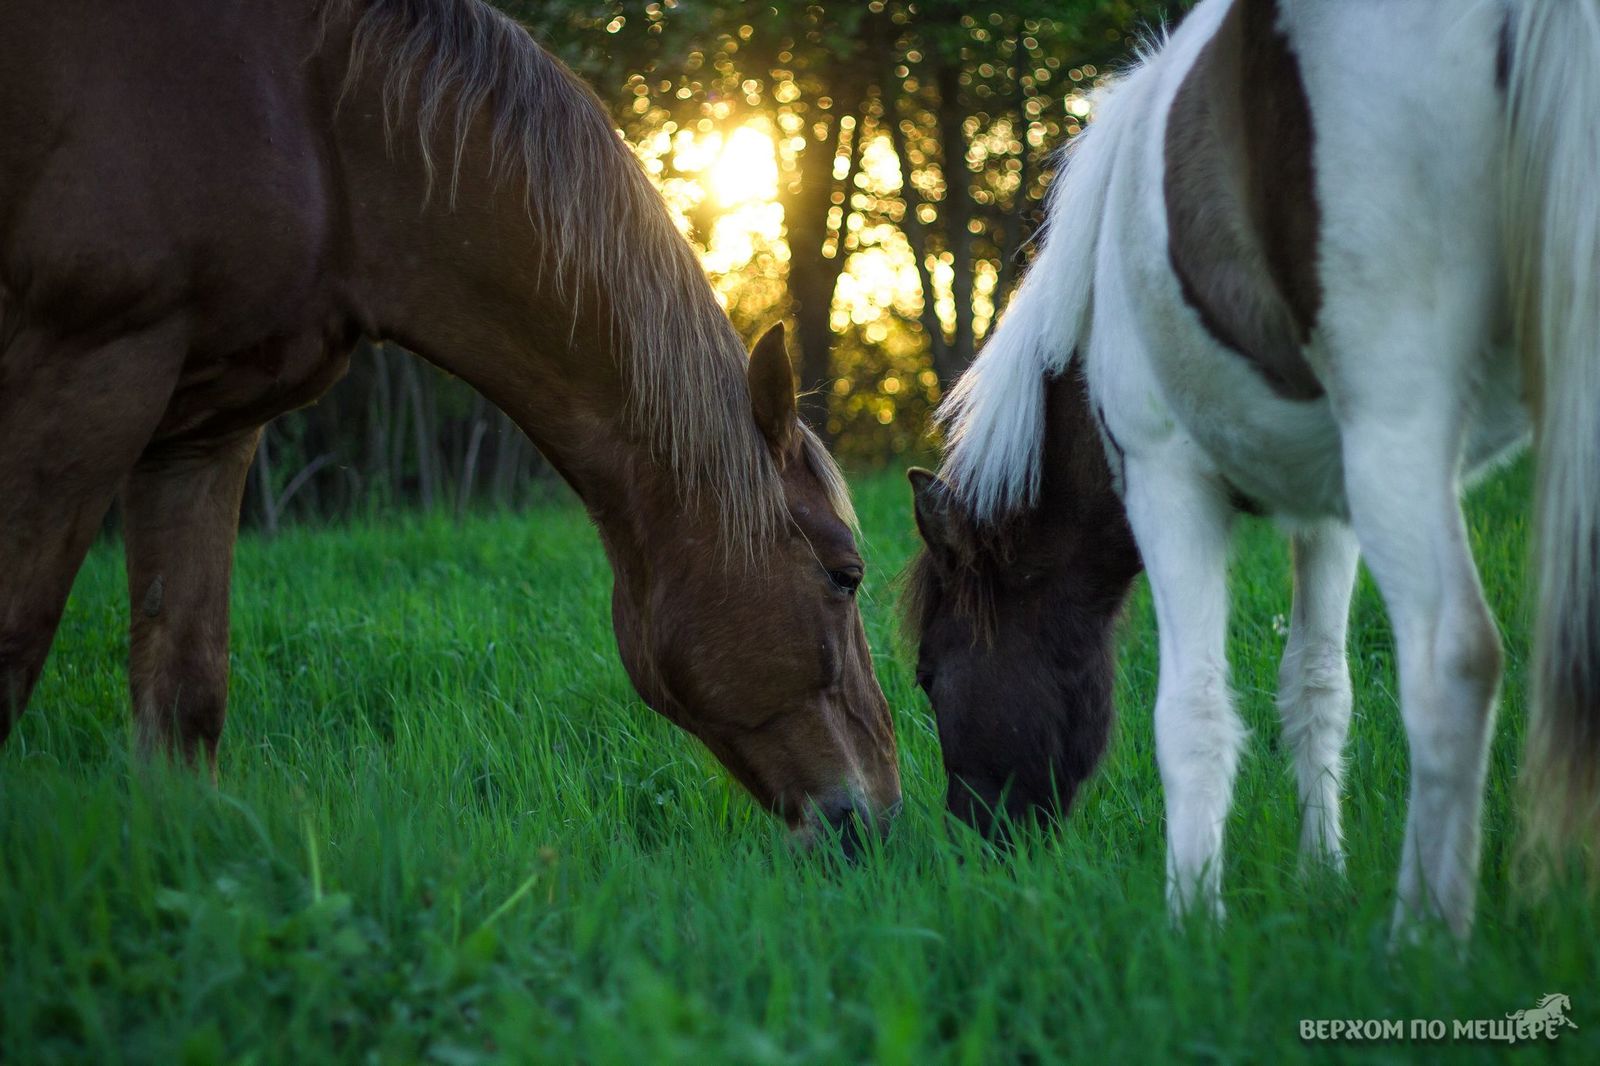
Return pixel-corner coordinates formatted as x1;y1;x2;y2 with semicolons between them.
3;460;1596;1064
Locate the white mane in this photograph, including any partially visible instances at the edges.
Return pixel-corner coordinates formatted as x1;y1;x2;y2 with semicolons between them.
935;39;1166;522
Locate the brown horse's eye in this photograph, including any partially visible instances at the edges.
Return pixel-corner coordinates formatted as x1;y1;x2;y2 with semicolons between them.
827;566;863;595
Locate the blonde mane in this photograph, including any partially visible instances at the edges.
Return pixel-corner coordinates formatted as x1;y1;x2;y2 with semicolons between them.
322;0;854;548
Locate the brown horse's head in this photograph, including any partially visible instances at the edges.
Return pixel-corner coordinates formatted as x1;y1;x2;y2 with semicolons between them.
904;368;1141;839
608;327;899;853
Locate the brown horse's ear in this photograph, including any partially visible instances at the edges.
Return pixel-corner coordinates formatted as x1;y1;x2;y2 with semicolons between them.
908;467;969;567
748;323;798;457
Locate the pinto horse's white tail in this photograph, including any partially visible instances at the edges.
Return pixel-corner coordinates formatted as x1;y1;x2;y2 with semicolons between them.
1506;0;1600;861
937;46;1163;520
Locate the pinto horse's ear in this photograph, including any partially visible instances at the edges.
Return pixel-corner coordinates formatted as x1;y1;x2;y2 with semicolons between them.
908;467;969;567
748;323;798;457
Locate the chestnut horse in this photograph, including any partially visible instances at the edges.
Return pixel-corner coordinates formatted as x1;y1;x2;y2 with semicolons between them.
0;0;899;846
910;0;1600;935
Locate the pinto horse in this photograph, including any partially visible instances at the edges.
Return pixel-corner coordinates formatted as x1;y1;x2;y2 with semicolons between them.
0;0;900;846
909;0;1600;935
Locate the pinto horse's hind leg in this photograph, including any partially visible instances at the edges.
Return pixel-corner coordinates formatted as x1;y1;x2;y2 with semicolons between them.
1123;458;1243;921
1277;522;1359;871
122;430;259;771
1342;424;1500;940
0;324;184;742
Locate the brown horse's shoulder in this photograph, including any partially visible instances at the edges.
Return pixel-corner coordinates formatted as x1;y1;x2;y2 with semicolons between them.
1162;0;1324;402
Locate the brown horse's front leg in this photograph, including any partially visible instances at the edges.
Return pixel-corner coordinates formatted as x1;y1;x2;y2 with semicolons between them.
122;430;260;774
1;324;186;745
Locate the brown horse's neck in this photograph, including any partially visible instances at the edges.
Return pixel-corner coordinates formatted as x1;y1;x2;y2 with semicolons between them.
311;0;778;562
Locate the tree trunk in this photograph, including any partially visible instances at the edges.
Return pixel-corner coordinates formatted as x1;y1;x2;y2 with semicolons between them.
997;109;1033;309
882;67;950;380
403;358;436;510
784;76;866;439
935;62;975;386
255;427;278;535
457;395;488;519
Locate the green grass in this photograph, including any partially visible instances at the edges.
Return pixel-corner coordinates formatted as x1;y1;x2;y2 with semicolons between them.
3;459;1596;1064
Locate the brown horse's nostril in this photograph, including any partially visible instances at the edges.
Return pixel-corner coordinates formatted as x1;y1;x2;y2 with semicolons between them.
831;804;866;862
812;793;864;857
819;796;891;861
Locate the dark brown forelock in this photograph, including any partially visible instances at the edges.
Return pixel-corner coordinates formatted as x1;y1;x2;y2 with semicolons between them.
900;534;1007;648
899;549;941;645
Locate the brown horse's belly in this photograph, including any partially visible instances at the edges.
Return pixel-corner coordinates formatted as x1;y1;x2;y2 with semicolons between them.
147;329;355;447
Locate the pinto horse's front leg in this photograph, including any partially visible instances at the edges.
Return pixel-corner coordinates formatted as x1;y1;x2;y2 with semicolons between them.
122;430;260;773
1124;456;1243;921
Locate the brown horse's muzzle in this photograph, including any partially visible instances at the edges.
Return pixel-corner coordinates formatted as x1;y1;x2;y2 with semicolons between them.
789;784;902;860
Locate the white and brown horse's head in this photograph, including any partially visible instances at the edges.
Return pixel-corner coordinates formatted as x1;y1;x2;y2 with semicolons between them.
905;367;1140;838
